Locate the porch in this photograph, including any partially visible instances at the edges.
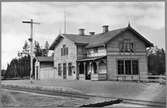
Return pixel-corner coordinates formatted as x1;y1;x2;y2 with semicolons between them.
77;56;107;80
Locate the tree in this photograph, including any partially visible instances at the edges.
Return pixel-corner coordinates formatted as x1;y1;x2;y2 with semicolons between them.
1;69;6;76
4;40;32;79
34;40;42;56
3;40;50;79
42;41;49;56
147;46;166;75
23;41;29;52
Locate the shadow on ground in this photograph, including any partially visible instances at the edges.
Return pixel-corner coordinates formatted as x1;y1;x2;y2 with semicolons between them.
0;89;20;107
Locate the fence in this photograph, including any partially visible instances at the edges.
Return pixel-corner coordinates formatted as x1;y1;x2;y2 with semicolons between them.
115;75;166;84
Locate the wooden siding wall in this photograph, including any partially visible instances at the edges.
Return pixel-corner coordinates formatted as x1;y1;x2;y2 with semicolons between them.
107;31;146;53
39;67;55;80
77;45;87;59
107;55;148;80
106;31;148;80
54;37;77;80
40;62;53;68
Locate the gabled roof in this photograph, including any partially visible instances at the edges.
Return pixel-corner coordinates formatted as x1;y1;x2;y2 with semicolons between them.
36;56;53;62
49;25;153;50
49;34;91;50
86;26;153;48
63;34;91;44
86;27;126;48
49;35;63;50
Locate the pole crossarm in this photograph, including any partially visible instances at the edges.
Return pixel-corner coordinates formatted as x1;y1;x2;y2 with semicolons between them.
22;19;40;25
22;21;40;24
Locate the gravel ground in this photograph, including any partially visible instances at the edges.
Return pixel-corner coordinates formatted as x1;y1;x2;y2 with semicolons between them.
0;89;88;107
1;88;119;107
2;80;166;105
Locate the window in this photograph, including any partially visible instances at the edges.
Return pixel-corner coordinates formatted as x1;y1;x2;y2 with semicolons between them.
132;60;139;75
117;60;124;74
117;60;139;75
58;63;62;76
120;39;134;52
61;45;68;56
125;60;131;75
65;47;68;55
68;63;72;76
63;63;66;78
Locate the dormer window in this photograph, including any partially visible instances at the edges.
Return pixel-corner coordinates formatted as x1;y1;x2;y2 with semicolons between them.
120;39;134;52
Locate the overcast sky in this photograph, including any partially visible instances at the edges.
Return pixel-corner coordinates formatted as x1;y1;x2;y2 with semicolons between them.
2;2;165;69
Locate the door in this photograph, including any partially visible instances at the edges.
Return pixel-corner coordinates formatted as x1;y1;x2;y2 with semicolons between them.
86;63;91;80
36;67;38;80
63;63;67;79
35;66;38;80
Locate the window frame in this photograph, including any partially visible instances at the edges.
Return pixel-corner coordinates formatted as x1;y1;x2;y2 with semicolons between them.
68;62;72;76
117;59;139;75
119;39;134;52
117;60;124;75
132;60;139;75
61;44;68;56
58;63;62;76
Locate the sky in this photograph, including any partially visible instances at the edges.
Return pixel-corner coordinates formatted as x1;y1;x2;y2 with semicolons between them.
2;2;165;69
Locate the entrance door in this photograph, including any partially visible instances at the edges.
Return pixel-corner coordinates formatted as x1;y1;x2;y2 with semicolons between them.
36;66;38;80
63;63;67;79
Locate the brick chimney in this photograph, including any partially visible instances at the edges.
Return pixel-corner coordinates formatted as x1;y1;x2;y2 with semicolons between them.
79;28;85;36
102;25;109;33
89;32;95;35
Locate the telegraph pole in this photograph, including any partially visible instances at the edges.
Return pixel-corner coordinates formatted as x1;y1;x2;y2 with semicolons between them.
64;9;67;34
22;19;40;83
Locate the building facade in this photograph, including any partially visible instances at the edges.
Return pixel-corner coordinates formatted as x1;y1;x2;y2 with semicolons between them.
35;56;54;80
49;24;153;81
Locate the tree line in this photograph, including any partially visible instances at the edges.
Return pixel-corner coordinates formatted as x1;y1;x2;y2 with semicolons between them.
2;40;50;79
147;46;166;75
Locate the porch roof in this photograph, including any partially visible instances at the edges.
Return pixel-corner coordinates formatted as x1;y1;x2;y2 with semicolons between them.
36;56;53;62
77;56;106;62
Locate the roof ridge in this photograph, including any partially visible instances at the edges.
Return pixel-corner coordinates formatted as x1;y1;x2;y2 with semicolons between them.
62;27;127;36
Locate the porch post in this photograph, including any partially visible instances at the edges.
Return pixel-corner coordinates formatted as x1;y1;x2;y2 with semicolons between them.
77;62;80;80
83;62;86;80
95;61;99;74
95;61;100;80
89;62;92;74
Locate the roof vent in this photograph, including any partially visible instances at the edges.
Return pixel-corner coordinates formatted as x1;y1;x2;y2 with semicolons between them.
89;32;95;35
102;25;109;33
79;28;85;36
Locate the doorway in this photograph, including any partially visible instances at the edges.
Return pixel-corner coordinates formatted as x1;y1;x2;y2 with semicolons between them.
85;63;91;80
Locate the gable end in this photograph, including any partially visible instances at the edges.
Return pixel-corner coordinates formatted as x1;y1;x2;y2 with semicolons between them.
105;26;153;47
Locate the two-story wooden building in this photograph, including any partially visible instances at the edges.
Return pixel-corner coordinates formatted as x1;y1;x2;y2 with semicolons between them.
49;24;153;81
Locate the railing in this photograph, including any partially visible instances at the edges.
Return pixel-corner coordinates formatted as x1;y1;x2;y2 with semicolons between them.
98;73;107;81
114;75;166;84
143;75;166;83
